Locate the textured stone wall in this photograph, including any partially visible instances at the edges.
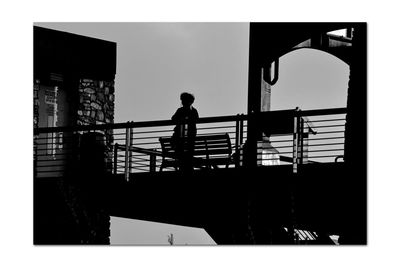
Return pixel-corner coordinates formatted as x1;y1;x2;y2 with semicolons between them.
77;79;115;125
77;78;115;150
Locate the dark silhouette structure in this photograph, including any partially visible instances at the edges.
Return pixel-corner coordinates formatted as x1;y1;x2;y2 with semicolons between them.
34;26;116;244
246;23;366;244
34;23;366;245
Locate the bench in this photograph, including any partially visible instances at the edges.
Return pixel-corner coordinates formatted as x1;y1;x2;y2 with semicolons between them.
159;133;234;171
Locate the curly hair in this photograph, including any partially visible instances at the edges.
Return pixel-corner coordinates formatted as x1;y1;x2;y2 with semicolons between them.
180;92;195;105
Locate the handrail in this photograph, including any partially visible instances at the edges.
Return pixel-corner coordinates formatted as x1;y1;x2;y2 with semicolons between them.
34;115;242;134
33;107;346;134
298;107;346;116
34;107;347;177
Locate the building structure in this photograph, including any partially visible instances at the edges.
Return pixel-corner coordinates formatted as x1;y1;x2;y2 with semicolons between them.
34;26;117;244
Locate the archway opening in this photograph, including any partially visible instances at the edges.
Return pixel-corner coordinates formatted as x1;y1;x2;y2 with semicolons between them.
270;48;349;111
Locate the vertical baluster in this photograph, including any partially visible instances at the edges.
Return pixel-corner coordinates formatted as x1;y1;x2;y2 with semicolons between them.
113;143;118;174
129;125;133;174
299;117;304;165
293;110;298;174
239;114;244;166
124;126;131;181
235;114;240;168
150;151;156;172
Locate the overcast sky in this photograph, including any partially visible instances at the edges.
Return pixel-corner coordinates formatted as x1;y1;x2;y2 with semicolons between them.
35;22;349;245
35;22;348;122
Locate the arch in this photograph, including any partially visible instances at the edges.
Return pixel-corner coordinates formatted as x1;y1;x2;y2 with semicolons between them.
285;46;350;66
247;23;355;115
271;48;349;111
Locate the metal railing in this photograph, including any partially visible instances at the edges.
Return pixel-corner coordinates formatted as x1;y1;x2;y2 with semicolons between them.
33;108;346;179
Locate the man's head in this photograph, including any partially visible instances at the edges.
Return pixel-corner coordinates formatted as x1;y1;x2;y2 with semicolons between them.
180;92;195;107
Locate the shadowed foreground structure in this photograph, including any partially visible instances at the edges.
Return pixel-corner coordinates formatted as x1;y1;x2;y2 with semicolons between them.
34;23;366;245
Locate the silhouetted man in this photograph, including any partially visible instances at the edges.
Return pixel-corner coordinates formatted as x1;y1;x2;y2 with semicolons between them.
171;92;199;172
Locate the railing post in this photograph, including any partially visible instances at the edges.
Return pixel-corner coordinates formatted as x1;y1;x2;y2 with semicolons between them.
150;151;156;172
239;114;244;145
114;143;118;174
299;117;304;165
124;126;131;181
239;114;244;166
129;125;133;174
235;114;240;168
292;109;299;174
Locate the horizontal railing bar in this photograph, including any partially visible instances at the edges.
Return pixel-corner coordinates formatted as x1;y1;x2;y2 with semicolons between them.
310;124;345;129
131;168;149;172
114;138;128;141
131;155;150;161
273;145;294;149
129;144;161;148
130;171;148;174
34;137;69;141
312;131;344;135
130;161;149;166
308;148;344;153
34;115;245;134
35;153;72;157
308;136;344;141
197;125;235;130
36;164;66;168
34;123;135;133
117;145;163;156
197;115;248;124
34;142;74;146
131;151;161;157
35;170;65;173
264;133;293;137
307;142;344;147
131;129;173;135
130;143;160;147
308;118;346;123
35;147;75;151
131;161;152;165
34;133;100;139
298;107;347;116
307;154;343;158
132;136;168;141
34;176;66;179
269;139;293;143
35;159;69;162
36;156;114;161
265;151;292;155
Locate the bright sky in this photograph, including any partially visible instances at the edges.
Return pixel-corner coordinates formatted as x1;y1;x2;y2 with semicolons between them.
35;23;348;120
34;22;349;245
110;216;216;245
35;23;250;122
